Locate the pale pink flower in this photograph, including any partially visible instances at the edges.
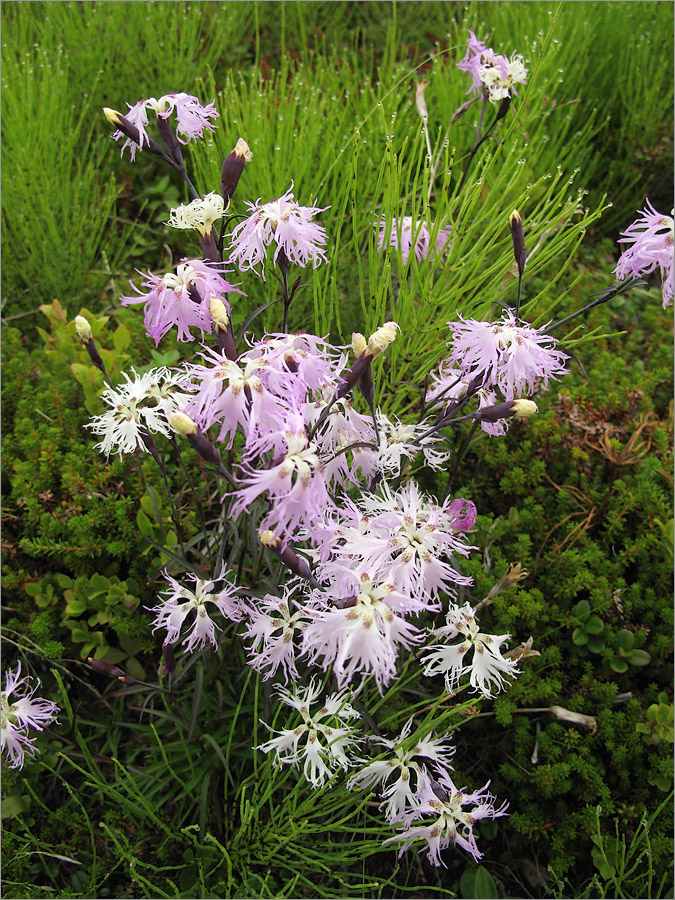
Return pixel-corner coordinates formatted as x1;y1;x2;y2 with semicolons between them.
377;216;452;265
615;199;674;308
446;310;568;400
242;587;311;682
422;601;519;698
386;770;508;865
112;93;218;160
348;717;456;822
184;346;287;447
150;92;219;143
231;417;333;541
304;396;377;488
319;482;476;607
301;573;424;692
121;259;242;345
257;678;361;788
457;30;527;103
229;185;329;278
149;570;243;653
240;333;347;404
1;663;59;769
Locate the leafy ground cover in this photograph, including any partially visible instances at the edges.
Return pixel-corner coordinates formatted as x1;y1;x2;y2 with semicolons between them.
1;2;673;899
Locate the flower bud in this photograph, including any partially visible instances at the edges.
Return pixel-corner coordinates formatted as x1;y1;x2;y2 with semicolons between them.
366;321;399;357
221;138;253;202
352;332;368;357
88;657;126;679
509;209;527;276
511;399;538;418
209;296;230;331
169;411;198;436
102;107;123;127
75;315;92;342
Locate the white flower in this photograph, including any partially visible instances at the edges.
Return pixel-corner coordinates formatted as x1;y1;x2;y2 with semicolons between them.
1;663;59;769
149;569;243;653
257;678;361;788
348;717;455;822
166;192;226;236
87;367;193;456
422;602;519;698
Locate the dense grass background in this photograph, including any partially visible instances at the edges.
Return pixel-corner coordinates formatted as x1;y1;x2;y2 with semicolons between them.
1;2;673;899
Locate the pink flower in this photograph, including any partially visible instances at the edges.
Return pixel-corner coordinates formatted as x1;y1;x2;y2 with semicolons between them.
122;259;243;345
446;310;568;400
242;587;311;682
229;185;329;278
152;92;219;144
422;602;519;698
317;482;475;609
457;30;528;103
1;663;59;769
615;199;674;308
184;346;287;448
240;333;347;404
149;570;243;653
386;770;508;865
111;93;218;160
301;573;424;692
377;216;452;265
231;416;333;541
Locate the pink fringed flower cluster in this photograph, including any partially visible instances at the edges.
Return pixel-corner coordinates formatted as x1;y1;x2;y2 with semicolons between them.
112;92;219;161
615;199;674;308
457;29;528;103
121;259;243;346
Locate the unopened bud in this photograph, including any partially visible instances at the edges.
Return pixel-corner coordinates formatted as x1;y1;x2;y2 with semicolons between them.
352;332;367;357
549;705;597;733
169;411;198;436
511;399;538;418
75;315;92;342
477;398;537;423
209;296;230;331
221;138;253;202
103;107;123;126
509;209;527;276
366;321;399;357
88;657;126;679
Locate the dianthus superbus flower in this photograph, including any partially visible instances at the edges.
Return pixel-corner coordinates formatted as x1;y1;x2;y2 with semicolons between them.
348;718;456;822
377;216;452;265
386;770;508;865
422;601;519;698
456;30;528;103
257;678;361;788
229;185;329;278
615;199;674;308
87;367;192;456
446;309;568;400
301;573;424;692
242;586;311;682
149;570;243;653
122;259;243;345
1;663;59;769
108;92;219;161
